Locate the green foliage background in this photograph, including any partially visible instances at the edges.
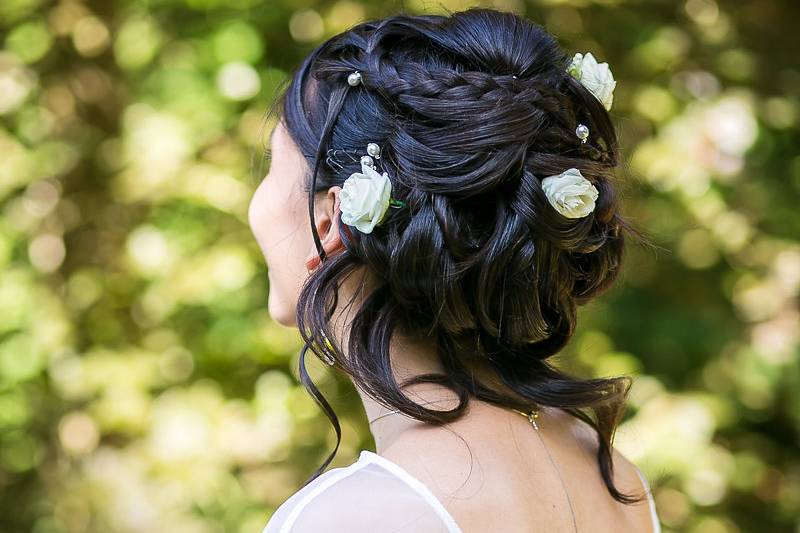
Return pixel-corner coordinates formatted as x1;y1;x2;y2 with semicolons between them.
0;0;798;532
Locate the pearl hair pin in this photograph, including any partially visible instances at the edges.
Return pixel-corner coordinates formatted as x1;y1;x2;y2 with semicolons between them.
347;70;362;86
575;123;589;143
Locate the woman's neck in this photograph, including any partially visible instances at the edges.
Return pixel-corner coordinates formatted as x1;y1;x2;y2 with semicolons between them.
352;334;463;454
325;270;458;452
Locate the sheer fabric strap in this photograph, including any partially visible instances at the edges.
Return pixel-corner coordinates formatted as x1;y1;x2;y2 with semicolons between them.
633;464;662;533
262;452;459;533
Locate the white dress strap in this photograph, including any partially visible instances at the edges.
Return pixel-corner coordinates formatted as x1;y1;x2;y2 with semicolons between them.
262;451;461;532
360;450;462;532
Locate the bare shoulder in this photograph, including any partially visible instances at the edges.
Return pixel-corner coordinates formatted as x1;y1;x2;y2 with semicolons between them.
568;411;656;527
608;447;658;532
560;408;649;488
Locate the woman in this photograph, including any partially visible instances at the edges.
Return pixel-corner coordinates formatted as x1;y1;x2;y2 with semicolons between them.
249;7;660;532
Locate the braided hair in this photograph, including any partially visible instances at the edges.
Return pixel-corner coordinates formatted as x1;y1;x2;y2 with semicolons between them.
270;7;651;504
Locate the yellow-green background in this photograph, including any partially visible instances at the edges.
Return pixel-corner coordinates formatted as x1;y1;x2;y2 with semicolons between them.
0;0;798;532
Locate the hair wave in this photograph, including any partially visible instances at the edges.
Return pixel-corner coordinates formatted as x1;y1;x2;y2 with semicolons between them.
263;7;653;505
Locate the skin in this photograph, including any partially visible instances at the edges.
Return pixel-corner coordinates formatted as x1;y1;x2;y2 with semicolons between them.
247;119;656;532
247;119;342;326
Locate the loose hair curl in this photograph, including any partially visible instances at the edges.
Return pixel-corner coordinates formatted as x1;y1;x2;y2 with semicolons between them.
266;7;653;505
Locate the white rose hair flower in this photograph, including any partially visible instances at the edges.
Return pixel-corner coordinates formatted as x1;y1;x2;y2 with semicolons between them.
329;142;406;235
339;161;395;234
567;52;616;111
540;167;599;219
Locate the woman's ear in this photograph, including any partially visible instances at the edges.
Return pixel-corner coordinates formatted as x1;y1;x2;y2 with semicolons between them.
305;186;346;272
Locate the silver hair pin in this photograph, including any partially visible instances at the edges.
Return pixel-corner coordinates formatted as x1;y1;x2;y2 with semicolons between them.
326;142;384;172
575;123;589;143
325;149;355;172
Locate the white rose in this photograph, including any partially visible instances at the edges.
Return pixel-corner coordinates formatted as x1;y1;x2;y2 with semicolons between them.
567;52;616;111
339;162;392;234
541;168;599;219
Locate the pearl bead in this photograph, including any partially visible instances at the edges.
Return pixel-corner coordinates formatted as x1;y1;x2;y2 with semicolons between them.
347;71;362;86
575;123;589;143
366;142;381;158
360;155;374;167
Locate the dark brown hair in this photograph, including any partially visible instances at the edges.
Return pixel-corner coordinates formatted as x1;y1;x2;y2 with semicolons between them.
264;7;653;504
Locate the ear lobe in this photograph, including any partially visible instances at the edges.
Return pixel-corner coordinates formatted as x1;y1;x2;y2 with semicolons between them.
305;232;345;271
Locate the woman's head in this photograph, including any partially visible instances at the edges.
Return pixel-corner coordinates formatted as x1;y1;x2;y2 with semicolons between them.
249;7;650;502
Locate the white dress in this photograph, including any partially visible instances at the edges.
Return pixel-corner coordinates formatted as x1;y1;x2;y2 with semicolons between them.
262;450;662;533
